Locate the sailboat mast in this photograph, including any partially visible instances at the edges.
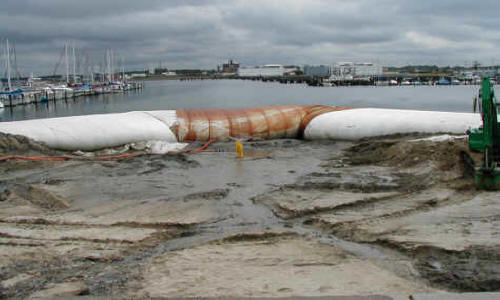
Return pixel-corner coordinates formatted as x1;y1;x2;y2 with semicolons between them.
121;56;125;82
12;41;20;86
110;50;114;82
6;39;12;91
72;41;76;83
101;53;105;83
65;42;69;83
106;50;110;82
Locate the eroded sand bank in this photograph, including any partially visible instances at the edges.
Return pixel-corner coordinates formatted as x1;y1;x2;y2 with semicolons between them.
0;133;499;299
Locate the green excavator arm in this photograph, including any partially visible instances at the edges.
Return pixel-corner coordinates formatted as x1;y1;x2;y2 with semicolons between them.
468;77;500;189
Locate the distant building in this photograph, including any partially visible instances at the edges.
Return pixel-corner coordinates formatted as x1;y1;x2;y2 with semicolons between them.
284;66;300;76
330;62;382;80
221;60;240;74
353;63;383;76
161;71;177;76
303;65;330;77
238;64;285;77
469;67;500;78
130;73;147;78
463;71;475;80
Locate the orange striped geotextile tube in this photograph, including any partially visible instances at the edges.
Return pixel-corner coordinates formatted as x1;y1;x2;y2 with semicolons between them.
173;105;353;142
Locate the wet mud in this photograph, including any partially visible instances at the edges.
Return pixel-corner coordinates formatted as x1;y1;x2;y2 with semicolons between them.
255;135;499;292
0;133;60;156
0;133;499;298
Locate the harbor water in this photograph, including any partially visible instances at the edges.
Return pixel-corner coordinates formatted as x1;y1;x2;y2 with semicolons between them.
0;79;481;122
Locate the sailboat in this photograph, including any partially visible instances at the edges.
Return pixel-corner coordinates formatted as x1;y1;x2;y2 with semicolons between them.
0;38;21;107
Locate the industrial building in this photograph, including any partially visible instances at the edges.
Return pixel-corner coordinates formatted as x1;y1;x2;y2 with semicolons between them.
303;65;331;78
330;62;382;80
238;64;285;77
221;60;240;74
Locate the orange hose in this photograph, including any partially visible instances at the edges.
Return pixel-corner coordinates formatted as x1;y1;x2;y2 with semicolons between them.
184;139;215;153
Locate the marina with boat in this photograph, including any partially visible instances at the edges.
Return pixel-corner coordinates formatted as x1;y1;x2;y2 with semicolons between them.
0;81;144;107
1;39;143;108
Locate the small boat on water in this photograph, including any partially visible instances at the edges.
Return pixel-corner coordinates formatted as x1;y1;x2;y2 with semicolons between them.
0;89;25;105
437;78;451;85
72;84;92;96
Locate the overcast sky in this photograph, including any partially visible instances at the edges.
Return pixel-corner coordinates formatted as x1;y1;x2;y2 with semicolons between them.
1;0;500;75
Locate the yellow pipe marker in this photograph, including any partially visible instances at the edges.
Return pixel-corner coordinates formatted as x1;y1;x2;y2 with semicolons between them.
235;140;244;158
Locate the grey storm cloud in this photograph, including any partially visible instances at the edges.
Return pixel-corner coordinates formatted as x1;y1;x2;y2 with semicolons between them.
1;0;500;75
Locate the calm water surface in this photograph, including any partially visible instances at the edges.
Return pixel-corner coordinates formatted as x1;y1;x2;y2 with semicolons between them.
0;79;481;122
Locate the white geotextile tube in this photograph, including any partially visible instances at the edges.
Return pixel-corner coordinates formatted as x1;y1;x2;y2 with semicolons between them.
0;107;484;151
0;111;178;150
304;108;482;140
